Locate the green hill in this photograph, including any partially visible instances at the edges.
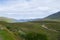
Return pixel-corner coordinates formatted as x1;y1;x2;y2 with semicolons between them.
0;25;18;40
0;21;59;40
0;16;60;40
0;17;16;23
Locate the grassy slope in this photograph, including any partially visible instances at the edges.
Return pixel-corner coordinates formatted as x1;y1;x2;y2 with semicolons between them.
0;22;19;40
4;22;59;40
0;30;15;40
0;21;60;40
31;21;60;40
0;17;16;23
32;21;60;31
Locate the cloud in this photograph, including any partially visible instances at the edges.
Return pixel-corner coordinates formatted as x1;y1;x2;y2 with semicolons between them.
0;0;60;19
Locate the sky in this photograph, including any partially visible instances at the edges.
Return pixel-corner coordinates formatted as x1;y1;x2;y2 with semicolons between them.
0;0;60;19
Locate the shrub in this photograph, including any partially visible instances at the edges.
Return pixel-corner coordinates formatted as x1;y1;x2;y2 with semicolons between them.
20;32;48;40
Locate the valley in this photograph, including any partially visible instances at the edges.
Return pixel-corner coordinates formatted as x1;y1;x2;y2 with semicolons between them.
0;12;60;40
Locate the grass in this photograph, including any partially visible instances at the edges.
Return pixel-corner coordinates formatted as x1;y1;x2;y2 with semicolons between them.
5;22;59;40
0;21;60;40
0;30;16;40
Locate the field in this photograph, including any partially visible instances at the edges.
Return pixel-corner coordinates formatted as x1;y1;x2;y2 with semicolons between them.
0;21;60;40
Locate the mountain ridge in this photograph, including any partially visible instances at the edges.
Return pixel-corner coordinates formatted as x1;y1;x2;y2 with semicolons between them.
45;11;60;19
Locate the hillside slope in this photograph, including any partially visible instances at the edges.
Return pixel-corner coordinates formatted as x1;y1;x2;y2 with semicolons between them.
0;25;17;40
1;21;59;40
0;20;60;40
45;12;60;19
0;17;16;23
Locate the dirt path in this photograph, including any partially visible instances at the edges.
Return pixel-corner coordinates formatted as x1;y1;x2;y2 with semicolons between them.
41;24;58;32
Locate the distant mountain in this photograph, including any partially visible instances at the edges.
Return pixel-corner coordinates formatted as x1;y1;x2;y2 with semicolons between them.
15;11;60;22
45;11;60;19
1;11;60;23
0;17;16;23
16;19;38;22
16;19;29;22
0;17;42;22
31;11;60;22
18;18;44;22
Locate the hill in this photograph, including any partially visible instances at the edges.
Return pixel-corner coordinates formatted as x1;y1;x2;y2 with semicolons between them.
0;15;60;40
0;24;18;40
0;17;16;23
0;21;59;40
45;11;60;20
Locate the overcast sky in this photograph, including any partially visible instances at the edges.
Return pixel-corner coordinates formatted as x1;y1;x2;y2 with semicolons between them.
0;0;60;19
